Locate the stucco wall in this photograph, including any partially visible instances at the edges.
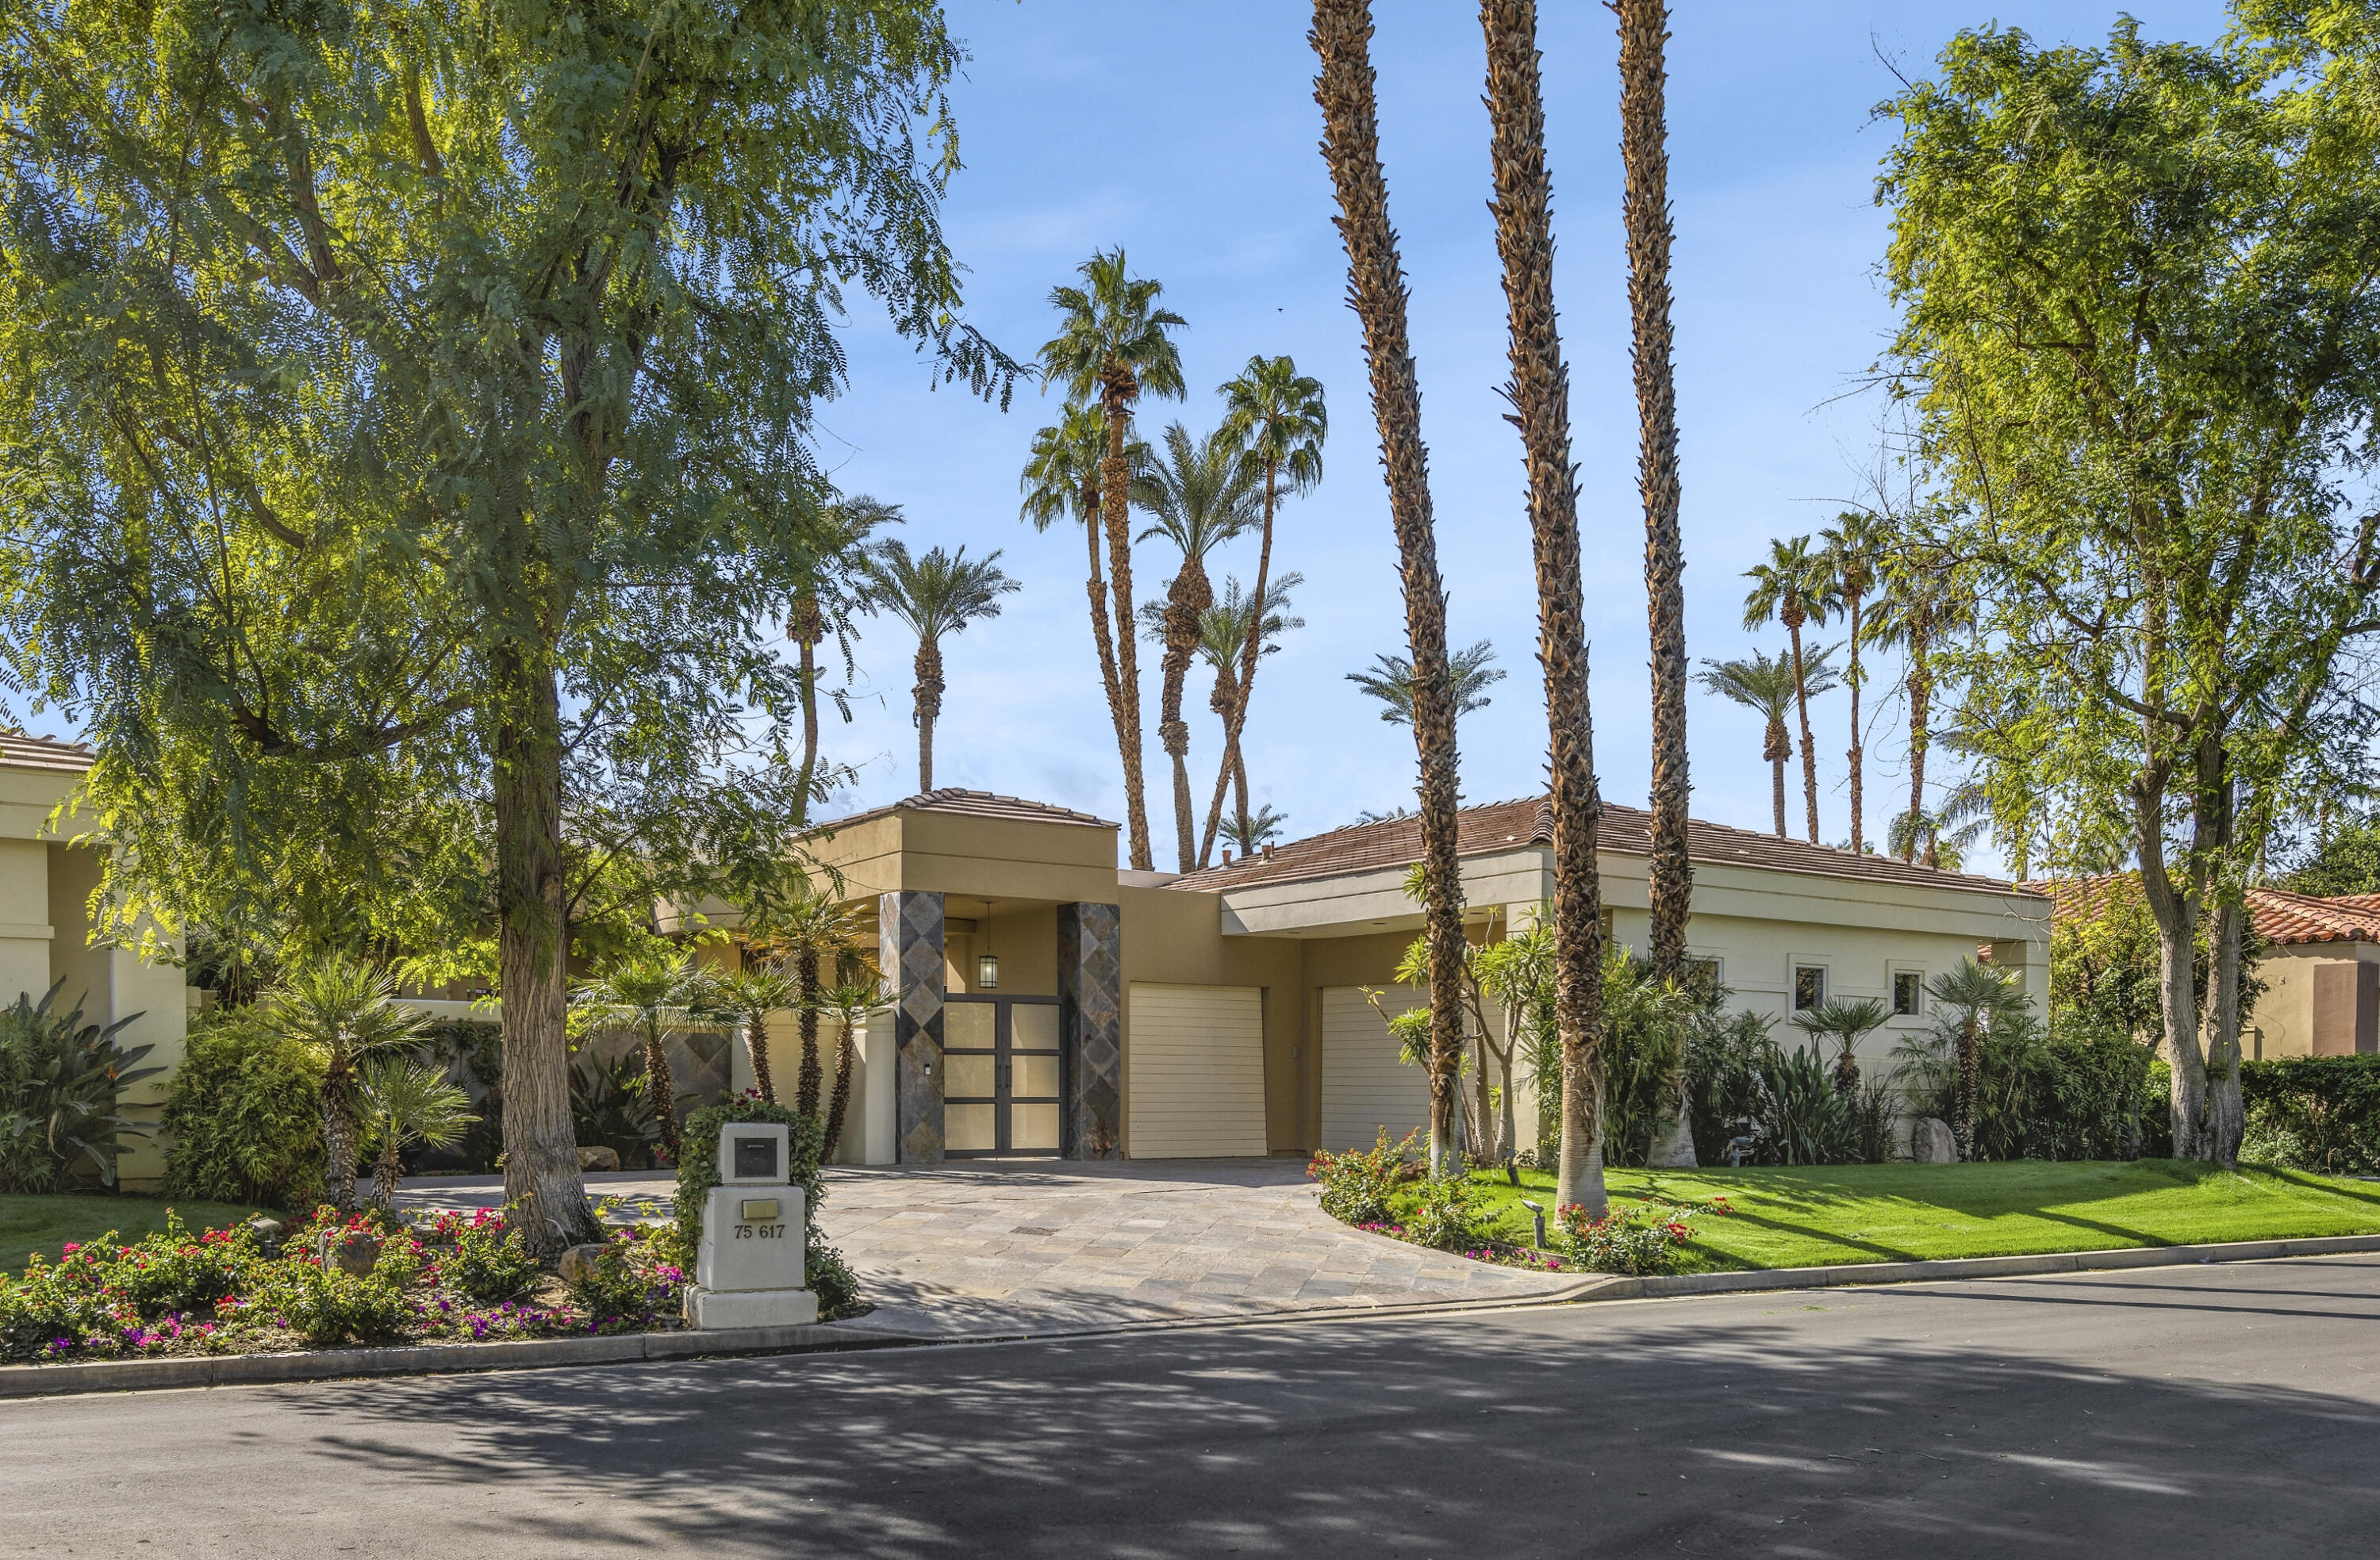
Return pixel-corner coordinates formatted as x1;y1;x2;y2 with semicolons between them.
2255;942;2380;1058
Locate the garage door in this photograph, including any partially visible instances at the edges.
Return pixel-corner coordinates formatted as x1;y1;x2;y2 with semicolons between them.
1320;985;1430;1153
1127;983;1268;1157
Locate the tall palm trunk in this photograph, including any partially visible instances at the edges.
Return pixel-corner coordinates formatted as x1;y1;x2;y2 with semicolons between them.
744;1010;777;1105
1786;608;1820;842
493;647;600;1254
1481;0;1608;1212
643;1025;681;1161
912;636;944;792
1100;393;1156;872
1766;719;1790;836
1313;0;1472;1179
795;948;823;1121
1952;1010;1979;1161
792;594;823;822
1844;591;1866;853
1200;459;1280;868
1077;466;1134;815
823;1014;859;1158
1902;624;1932;860
1159;562;1213;872
322;1073;359;1213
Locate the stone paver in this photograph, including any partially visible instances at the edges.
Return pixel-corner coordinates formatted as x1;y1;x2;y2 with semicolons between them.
399;1159;1580;1339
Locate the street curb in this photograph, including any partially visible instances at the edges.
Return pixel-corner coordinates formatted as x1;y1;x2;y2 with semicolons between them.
1566;1231;2380;1301
0;1321;904;1401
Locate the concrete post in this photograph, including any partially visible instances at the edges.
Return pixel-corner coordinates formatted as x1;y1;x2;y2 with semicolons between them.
880;890;946;1163
1057;902;1123;1159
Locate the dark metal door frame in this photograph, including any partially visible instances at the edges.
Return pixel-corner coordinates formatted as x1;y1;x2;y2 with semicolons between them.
944;995;1062;1157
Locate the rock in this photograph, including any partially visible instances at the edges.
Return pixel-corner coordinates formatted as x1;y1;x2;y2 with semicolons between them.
558;1243;612;1287
244;1216;284;1239
1911;1117;1958;1163
321;1229;382;1276
578;1145;621;1173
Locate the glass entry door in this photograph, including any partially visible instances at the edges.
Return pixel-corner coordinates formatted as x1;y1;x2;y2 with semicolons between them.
942;997;1063;1157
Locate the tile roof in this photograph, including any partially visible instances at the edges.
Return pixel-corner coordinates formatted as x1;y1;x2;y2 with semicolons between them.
1169;795;2032;898
809;788;1115;834
2022;872;2380;947
0;731;94;774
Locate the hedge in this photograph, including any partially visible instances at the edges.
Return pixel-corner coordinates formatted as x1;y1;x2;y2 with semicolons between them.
2240;1055;2380;1175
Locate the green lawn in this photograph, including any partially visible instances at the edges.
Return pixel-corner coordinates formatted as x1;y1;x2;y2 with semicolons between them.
1;1194;271;1275
1439;1160;2380;1273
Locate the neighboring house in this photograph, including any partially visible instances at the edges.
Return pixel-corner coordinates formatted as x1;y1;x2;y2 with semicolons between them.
681;790;2049;1165
0;734;191;1190
2029;873;2380;1060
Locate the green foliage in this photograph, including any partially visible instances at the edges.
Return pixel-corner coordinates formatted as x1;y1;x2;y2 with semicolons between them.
434;1209;541;1306
1898;1015;2159;1162
1683;1007;1780;1164
2239;1056;2380;1175
807;1242;863;1322
1553;1199;1703;1277
1597;952;1701;1169
250;1260;418;1349
2285;813;2380;898
2048;878;2265;1050
674;1099;846;1301
1402;1174;1488;1252
1307;1127;1420;1227
1760;1044;1860;1167
571;1050;662;1167
0;981;161;1192
0;1217;268;1363
161;1009;326;1209
559;1236;682;1330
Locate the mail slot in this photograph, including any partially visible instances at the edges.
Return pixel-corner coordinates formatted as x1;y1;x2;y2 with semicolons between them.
739;1198;781;1222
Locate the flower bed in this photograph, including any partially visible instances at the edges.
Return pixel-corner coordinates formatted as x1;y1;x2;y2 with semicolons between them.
0;1205;692;1366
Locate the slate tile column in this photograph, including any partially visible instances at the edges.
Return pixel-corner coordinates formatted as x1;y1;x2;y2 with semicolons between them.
880;890;946;1163
1057;902;1123;1159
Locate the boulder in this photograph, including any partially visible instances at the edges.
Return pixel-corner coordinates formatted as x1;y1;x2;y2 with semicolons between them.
578;1145;622;1173
558;1243;612;1287
1910;1117;1958;1164
321;1229;382;1276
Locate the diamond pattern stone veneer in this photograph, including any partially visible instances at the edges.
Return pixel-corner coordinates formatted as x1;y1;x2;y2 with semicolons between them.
881;890;946;1163
1057;901;1122;1159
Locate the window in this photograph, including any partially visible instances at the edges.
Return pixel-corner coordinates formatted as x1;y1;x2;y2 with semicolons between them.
1685;957;1722;1001
1894;971;1924;1018
1794;965;1826;1011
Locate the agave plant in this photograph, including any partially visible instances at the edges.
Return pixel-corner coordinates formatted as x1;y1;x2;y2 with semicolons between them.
355;1056;477;1212
570;1048;662;1168
0;980;161;1191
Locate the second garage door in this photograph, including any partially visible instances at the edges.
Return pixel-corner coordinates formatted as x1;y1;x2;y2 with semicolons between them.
1126;983;1269;1157
1319;984;1430;1153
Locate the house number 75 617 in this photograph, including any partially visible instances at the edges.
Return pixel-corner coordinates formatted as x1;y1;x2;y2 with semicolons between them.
732;1224;789;1240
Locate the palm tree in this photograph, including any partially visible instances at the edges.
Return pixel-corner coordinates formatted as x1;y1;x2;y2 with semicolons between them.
1927;958;2025;1162
712;963;798;1106
1346;640;1504;726
748;887;874;1121
1133;420;1259;871
1697;646;1838;837
1040;251;1188;873
1021;406;1151;809
790;496;901;820
1197;572;1303;860
263;956;434;1213
571;948;722;1163
1791;995;1891;1097
1866;533;1971;862
1203;355;1327;867
355;1056;476;1213
1312;0;1472;1179
1223;804;1292;855
1819;510;1887;855
820;976;879;1159
861;542;1019;793
1742;536;1834;844
1483;0;1618;1212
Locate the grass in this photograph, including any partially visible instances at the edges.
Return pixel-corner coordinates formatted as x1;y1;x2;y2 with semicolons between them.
1;1194;271;1275
1434;1160;2380;1273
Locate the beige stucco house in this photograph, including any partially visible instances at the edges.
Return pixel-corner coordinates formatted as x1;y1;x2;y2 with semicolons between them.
0;734;190;1190
703;789;2050;1165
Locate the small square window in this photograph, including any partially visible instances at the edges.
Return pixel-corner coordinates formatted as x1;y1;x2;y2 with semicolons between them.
1894;971;1924;1018
1794;965;1826;1011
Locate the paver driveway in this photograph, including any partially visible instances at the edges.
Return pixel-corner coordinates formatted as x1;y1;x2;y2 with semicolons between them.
398;1159;1583;1339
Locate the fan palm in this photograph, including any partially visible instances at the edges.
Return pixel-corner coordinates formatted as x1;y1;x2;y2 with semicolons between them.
1021;404;1150;799
861;542;1019;793
712;963;799;1106
1203;355;1326;866
1927;958;2027;1161
1865;531;1975;862
1196;571;1303;859
1134;421;1259;870
1698;646;1838;836
355;1056;476;1212
1791;996;1891;1096
1742;536;1835;843
263;956;434;1212
747;887;874;1121
789;496;901;820
1819;510;1887;854
1039;249;1188;873
820;977;881;1159
571;949;723;1162
1346;639;1505;726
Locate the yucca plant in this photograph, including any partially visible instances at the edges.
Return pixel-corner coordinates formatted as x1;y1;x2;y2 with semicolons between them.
0;980;160;1191
355;1056;477;1212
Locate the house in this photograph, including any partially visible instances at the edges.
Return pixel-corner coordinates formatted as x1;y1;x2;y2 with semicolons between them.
697;790;2050;1164
0;734;191;1190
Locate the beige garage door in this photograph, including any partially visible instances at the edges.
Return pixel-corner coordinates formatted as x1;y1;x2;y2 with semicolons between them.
1320;985;1430;1153
1127;983;1268;1157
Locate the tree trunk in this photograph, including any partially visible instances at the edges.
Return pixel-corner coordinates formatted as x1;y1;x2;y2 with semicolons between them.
793;595;822;824
643;1032;682;1161
823;1018;858;1158
373;1140;403;1213
1234;748;1252;841
2136;775;2209;1159
1200;458;1280;867
1081;473;1132;792
1480;0;1607;1213
1100;396;1155;872
494;650;599;1256
746;1010;777;1106
796;947;823;1121
1952;1016;1979;1161
1902;629;1931;860
1788;613;1820;843
1313;0;1472;1180
2205;893;2245;1167
1159;563;1211;872
913;637;942;794
323;1085;358;1214
1845;592;1864;853
1766;721;1790;837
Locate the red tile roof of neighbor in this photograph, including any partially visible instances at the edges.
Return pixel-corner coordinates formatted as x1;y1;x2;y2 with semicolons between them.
810;788;1116;834
1170;794;2034;898
0;732;94;773
2021;872;2380;947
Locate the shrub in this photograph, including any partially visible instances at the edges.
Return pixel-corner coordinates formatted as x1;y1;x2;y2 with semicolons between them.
162;1008;327;1208
676;1098;848;1312
1308;1127;1420;1226
251;1260;417;1347
1683;1008;1778;1164
2240;1055;2380;1175
808;1242;862;1320
0;980;163;1191
1760;1043;1857;1166
0;1217;264;1363
560;1231;687;1332
431;1207;541;1304
1898;1016;2156;1161
1553;1199;1703;1277
1402;1174;1487;1252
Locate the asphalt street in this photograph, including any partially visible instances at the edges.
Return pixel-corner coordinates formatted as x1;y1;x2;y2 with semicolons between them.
6;1255;2379;1558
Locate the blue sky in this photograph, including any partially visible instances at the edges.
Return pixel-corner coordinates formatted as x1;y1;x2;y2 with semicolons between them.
807;0;2232;872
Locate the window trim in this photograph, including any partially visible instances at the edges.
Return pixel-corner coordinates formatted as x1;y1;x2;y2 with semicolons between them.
1791;960;1829;1013
1888;963;1929;1021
